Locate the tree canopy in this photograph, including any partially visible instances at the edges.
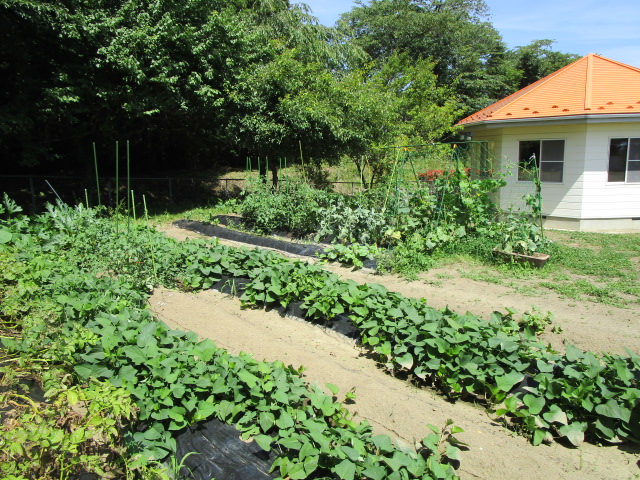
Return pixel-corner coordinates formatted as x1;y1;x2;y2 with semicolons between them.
0;0;578;174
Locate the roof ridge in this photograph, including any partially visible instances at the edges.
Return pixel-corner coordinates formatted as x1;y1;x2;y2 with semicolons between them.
584;54;593;110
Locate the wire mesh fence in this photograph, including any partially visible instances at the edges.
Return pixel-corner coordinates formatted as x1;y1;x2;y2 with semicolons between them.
0;175;379;213
2;142;495;213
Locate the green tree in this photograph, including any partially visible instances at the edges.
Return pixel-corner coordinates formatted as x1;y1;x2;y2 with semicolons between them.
507;39;580;90
340;0;513;115
332;54;460;187
0;0;360;173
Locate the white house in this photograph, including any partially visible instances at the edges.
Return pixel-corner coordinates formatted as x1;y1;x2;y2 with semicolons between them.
458;54;640;232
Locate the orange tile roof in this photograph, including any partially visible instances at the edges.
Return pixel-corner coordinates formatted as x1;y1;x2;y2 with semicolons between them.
457;54;640;126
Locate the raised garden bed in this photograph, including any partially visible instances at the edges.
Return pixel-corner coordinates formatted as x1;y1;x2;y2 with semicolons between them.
492;248;550;268
174;219;378;269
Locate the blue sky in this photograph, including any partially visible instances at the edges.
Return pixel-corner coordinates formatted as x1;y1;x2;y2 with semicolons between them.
302;0;640;68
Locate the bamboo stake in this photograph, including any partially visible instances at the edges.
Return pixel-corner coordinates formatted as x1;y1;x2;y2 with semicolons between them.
126;140;131;234
143;194;157;279
115;141;119;235
131;190;137;222
93;142;101;206
299;141;308;185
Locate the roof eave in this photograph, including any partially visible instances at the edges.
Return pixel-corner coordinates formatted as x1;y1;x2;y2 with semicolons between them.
459;113;640;129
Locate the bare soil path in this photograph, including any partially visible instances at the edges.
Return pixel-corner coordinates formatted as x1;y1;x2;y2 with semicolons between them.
154;224;640;479
159;224;639;356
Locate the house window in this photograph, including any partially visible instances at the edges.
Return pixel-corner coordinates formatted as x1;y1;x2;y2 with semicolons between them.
518;140;564;182
608;138;640;183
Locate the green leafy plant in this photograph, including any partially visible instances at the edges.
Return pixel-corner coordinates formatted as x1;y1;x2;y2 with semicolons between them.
318;243;380;269
497;306;556;335
240;181;329;236
493;212;551;256
0;374;138;480
494;164;551;257
314;198;390;245
1;201;462;480
5;198;638;475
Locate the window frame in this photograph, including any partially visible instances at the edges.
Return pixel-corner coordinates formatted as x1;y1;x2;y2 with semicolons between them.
607;137;640;184
517;139;565;183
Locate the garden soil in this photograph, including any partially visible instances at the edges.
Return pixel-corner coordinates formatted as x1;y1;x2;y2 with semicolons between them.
153;224;640;479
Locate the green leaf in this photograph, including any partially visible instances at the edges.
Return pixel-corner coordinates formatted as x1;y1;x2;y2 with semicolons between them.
542;405;568;425
238;369;260;389
395;352;413;370
299;442;319;460
362;464;386;480
532;429;547;446
69;427;85;444
254;434;272;452
0;228;12;244
326;383;340;395
276;411;294;429
523;394;545;415
445;443;462;461
137;322;158;347
287;462;307;480
384;451;411;471
371;435;394;453
167;406;185;422
376;341;392;357
334;459;356;480
273;389;289;404
193;401;215;422
74;363;113;379
259;412;275;433
495;372;524;392
191;339;218;363
565;344;583;362
559;422;587;446
278;436;303;450
122;345;148;364
142;423;164;441
595;417;617;439
303;455;319;477
595;399;630;422
340;446;360;462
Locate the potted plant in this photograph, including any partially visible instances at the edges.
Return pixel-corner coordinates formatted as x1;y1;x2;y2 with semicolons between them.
492;163;551;268
492;214;551;268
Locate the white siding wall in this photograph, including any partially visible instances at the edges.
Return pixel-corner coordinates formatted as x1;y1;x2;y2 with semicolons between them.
468;124;587;218
581;122;640;219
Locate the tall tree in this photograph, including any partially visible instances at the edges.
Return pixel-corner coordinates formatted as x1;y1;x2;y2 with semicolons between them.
507;39;580;90
0;0;361;172
340;0;513;115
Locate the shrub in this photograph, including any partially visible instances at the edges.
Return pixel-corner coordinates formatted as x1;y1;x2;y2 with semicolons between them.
240;182;329;236
314;198;390;245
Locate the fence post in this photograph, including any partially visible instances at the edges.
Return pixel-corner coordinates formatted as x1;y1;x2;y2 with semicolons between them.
28;176;36;211
224;179;229;197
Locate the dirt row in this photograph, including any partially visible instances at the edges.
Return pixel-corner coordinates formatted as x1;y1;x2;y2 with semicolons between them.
154;224;640;479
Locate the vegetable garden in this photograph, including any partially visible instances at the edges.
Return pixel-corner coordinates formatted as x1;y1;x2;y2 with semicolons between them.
1;186;638;479
226;143;551;279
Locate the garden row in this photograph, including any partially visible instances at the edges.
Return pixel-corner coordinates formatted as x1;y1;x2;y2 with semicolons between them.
2;200;637;479
179;232;639;447
224;165;553;276
0;199;461;480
